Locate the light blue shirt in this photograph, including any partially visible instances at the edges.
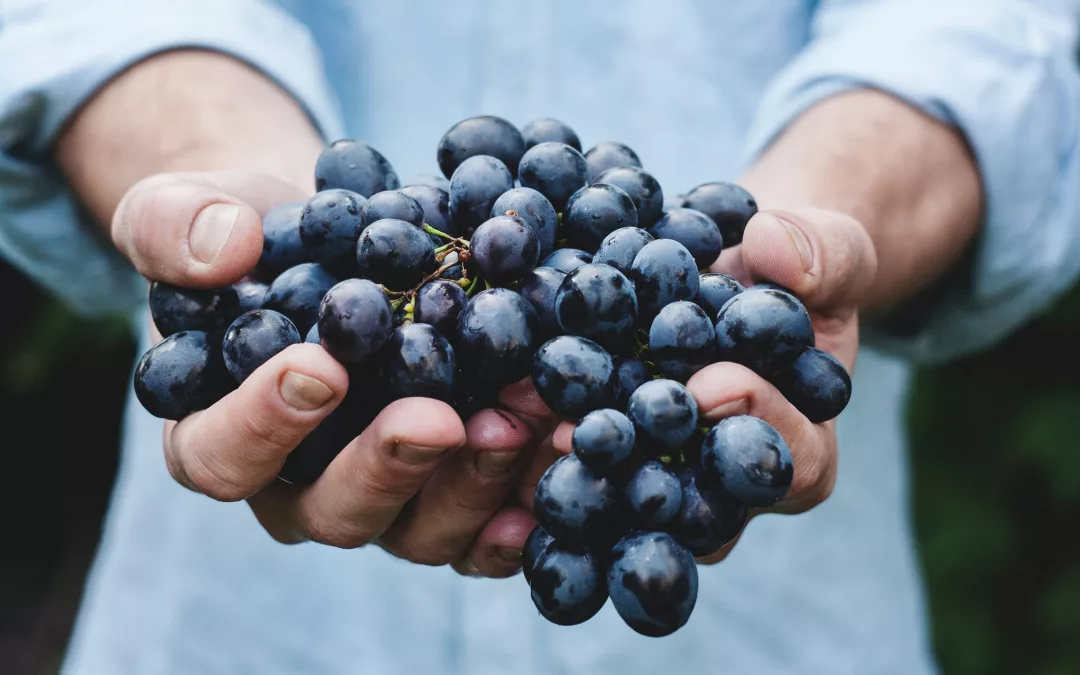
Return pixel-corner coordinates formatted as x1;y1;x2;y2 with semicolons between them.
2;1;1079;673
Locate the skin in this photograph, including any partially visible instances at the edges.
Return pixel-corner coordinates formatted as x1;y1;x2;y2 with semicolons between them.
56;51;980;573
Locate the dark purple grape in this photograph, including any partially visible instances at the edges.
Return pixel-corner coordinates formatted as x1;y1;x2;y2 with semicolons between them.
262;263;338;335
315;139;400;196
233;280;268;314
713;287;814;376
449;155;514;233
701;415;793;507
299;189;366;277
629;239;700;323
438;115;526;178
627;379;698;453
669;467;747;556
540;248;592;274
383;324;456;402
305;323;320;344
593;227;654;276
414;280;468;338
534;453;621;545
518;266;567;339
134;331;233;420
770;347;852;423
518;142;590;212
612;356;648;410
470;215;539;286
279;383;380;485
523;525;556;585
648;207;724;269
594;166;663;228
584;141;642;180
355;218;437;291
608;531;698;637
491;187;558;257
454;288;541;386
696;273;744;319
221;310;301;383
521;118;581;151
663;192;685;213
530;542;608;626
450;375;501;420
532;335;616;419
563;184;639;252
399;184;457;237
625;461;682;529
149;282;240;338
572;408;636;475
554;263;638;353
648;301;715;382
437;249;466;281
681;182;757;246
317;279;394;364
402;174;450;192
360;190;424;229
258;201;310;277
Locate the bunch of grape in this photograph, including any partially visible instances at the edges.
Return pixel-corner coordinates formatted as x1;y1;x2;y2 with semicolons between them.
133;115;852;636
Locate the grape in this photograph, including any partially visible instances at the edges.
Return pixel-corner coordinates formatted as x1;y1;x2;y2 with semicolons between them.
490;187;558;257
470;215;540;286
629;239;700;322
701;415;794;507
713;286;813;376
317;279;394;364
383;324;456;401
305;323;320;344
593;227;654;277
584;141;642;180
770;347;852;423
414;280;468;338
522;525;556;584
532;335;616;419
608;531;698;637
681;181;757;246
279;383;380;485
233;280;268;314
437;249;466;281
627;379;698;453
133;331;233;420
518;142;590;211
315;139;400;196
402;174;450;192
221;310;301;383
624;461;682;529
648;301;715;382
540;248;592;273
669;467;747;556
258;201;310;277
648;207;724;269
397;185;456;239
663;192;685;213
593;166;664;228
149;281;240;338
355;218;437;291
438;115;526;178
530;542;608;626
554;263;638;352
518;266;567;339
449;155;514;233
612;356;648;410
521;118;581;151
450;375;501;420
299;189;367;277
534;453;621;545
572;408;636;475
360;190;424;229
562;184;639;252
696;273;744;319
454;288;541;386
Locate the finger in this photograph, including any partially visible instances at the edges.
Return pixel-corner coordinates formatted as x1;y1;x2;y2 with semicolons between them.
453;506;538;578
708;246;749;285
498;377;558;435
551;420;574;455
164;343;348;501
687;362;836;514
376;409;534;566
253;397;467;549
113;171;306;288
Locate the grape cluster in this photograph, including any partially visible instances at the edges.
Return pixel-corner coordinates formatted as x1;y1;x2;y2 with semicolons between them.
132;115;853;634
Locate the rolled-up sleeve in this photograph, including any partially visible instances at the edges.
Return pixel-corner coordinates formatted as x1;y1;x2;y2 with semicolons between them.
743;0;1080;363
0;0;344;315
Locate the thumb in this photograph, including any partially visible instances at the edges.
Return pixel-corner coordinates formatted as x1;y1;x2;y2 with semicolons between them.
740;207;878;316
112;171;307;288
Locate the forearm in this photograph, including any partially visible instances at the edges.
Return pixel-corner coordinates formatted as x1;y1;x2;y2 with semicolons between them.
55;49;324;225
740;89;982;312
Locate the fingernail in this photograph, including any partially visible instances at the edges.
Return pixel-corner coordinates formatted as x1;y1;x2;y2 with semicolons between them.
495;546;522;564
395;443;448;465
703;398;749;421
475;451;519;478
190;203;240;264
280;371;334;411
777;216;813;271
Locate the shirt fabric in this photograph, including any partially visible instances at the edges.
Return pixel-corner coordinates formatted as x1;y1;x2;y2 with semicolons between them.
1;1;1078;674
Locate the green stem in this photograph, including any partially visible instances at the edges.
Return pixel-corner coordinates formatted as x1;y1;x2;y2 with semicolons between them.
423;223;456;240
465;275;482;296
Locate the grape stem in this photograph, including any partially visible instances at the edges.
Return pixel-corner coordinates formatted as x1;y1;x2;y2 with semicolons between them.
423;223;469;248
465;275;482;296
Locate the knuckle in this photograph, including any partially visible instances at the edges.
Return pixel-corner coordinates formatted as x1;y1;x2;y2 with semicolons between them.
184;452;255;502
